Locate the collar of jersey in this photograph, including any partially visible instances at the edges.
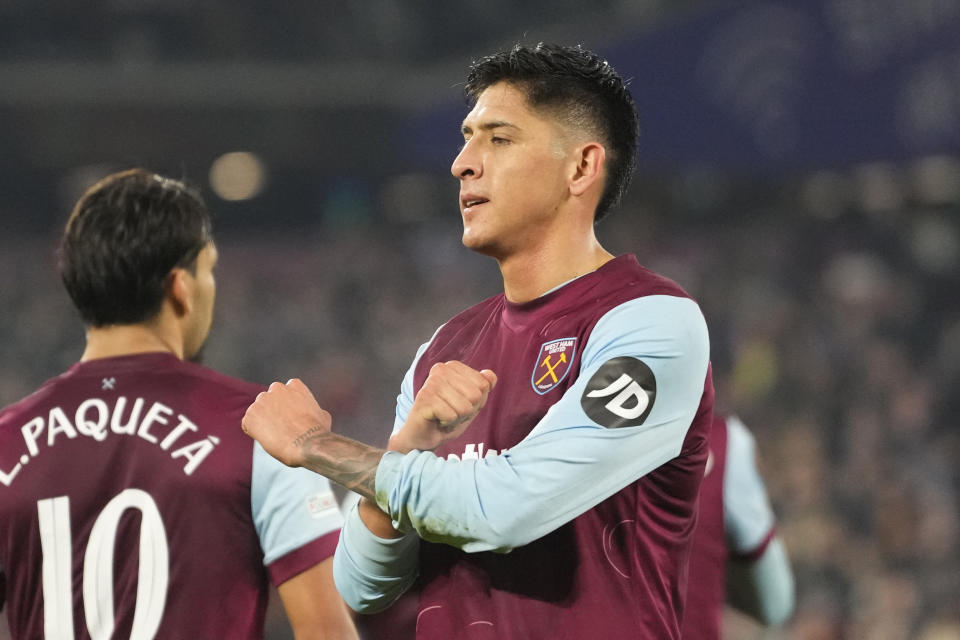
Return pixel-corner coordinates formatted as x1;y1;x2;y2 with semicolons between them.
500;254;633;331
68;351;183;376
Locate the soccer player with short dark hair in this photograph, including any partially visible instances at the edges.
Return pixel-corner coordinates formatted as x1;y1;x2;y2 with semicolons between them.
0;169;358;639
244;43;714;639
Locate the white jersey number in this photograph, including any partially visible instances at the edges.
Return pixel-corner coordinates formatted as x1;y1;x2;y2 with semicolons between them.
37;489;170;640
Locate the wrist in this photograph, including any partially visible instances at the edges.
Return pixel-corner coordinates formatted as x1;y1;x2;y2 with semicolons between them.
388;429;433;453
290;424;332;466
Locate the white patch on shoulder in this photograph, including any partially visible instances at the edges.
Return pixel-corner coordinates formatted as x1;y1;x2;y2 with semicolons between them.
306;491;338;518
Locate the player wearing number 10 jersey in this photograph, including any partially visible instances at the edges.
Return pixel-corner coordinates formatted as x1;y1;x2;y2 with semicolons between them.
0;169;357;639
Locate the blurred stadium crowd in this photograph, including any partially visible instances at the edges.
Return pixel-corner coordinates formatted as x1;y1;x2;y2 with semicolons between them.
1;161;958;639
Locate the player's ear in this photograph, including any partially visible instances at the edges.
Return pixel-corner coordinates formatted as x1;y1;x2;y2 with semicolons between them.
569;142;605;198
167;268;193;317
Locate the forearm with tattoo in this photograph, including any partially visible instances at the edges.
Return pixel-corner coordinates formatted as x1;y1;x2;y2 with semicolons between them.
297;431;386;501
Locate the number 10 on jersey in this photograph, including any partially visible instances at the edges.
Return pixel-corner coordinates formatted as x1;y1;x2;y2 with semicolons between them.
37;489;169;639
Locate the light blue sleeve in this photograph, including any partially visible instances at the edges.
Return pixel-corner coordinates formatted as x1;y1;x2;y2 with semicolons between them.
333;501;420;613
376;295;710;552
722;417;794;624
722;415;776;554
251;442;345;566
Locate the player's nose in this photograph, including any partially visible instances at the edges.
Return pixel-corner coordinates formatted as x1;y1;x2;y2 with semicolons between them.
451;139;480;180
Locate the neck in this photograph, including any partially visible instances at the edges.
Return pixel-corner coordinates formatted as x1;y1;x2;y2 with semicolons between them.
81;322;184;362
498;227;614;303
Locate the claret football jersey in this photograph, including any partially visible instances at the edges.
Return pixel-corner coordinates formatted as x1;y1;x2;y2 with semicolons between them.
338;255;715;639
0;352;343;640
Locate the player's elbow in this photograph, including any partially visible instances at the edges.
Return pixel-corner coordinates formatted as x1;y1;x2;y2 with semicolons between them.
419;522;522;553
477;495;574;551
422;517;537;553
753;542;796;626
474;512;548;552
757;578;795;626
409;500;541;552
493;521;542;550
757;598;794;627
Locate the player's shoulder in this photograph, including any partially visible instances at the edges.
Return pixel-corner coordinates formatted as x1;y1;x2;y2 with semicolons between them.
434;292;505;335
127;358;265;435
172;359;266;398
0;354;264;415
610;254;695;301
601;256;708;332
0;370;70;424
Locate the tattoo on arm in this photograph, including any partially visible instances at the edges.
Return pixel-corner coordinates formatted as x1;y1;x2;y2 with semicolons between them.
292;425;326;449
298;432;386;502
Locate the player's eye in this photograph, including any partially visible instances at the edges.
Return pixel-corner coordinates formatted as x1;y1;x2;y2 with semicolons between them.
491;136;510;145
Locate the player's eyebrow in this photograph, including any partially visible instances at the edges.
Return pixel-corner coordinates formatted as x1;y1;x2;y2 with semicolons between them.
461;120;519;135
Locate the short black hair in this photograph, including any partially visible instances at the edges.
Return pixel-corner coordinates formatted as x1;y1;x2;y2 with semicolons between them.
464;42;639;222
59;168;213;327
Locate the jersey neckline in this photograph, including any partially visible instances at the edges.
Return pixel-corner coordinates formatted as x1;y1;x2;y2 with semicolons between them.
66;351;184;376
500;254;638;330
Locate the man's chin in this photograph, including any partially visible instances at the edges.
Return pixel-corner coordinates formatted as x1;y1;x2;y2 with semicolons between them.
462;232;498;257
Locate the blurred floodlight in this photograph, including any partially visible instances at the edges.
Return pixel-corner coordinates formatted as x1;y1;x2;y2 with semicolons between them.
209;152;267;201
911;155;960;205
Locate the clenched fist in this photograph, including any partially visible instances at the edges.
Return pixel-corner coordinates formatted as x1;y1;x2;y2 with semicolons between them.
390;361;498;453
242;378;330;467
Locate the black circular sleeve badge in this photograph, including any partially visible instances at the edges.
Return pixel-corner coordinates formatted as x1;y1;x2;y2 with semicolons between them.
580;357;657;428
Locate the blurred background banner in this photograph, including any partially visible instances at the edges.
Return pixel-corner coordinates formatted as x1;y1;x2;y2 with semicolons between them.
3;0;960;233
414;0;960;171
614;0;960;169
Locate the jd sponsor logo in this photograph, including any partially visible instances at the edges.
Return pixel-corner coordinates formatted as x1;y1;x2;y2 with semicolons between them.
581;357;657;428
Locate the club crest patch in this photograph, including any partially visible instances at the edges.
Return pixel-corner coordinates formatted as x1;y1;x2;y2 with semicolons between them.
531;338;577;394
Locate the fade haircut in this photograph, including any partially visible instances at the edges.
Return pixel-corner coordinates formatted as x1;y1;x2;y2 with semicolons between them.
464;42;639;222
59;168;213;327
